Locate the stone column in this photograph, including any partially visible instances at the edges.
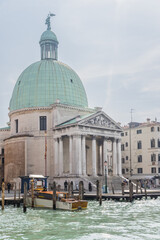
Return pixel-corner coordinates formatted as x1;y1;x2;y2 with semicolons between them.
77;135;82;175
54;138;59;176
112;138;117;175
92;136;97;176
72;135;82;175
59;137;63;176
82;135;87;175
103;138;108;176
117;139;122;175
69;136;73;174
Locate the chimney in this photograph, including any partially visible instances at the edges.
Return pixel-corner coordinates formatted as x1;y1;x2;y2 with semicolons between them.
146;118;150;123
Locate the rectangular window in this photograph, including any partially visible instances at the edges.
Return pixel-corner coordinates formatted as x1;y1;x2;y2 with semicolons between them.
157;127;160;132
158;154;160;162
137;129;142;134
151;127;154;132
137;168;143;174
2;158;4;164
151;139;155;148
15;119;18;133
125;142;128;147
137;141;142;149
138;155;142;162
1;148;4;155
122;158;125;164
121;144;125;151
40;116;47;131
122;169;125;174
151;167;156;174
121;132;124;137
125;132;128;136
158;139;160;148
159;168;160;173
126;156;128;160
151;154;156;162
126;168;129;172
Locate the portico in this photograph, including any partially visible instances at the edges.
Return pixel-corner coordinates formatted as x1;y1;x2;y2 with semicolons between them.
53;111;122;178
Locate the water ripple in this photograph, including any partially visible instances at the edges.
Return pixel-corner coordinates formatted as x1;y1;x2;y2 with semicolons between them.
0;199;160;239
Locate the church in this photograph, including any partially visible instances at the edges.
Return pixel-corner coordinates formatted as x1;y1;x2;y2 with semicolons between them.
0;14;122;189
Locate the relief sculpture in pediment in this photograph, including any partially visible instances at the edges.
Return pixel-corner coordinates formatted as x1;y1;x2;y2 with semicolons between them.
84;114;116;129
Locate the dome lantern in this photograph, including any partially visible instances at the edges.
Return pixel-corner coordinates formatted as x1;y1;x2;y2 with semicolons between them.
39;13;58;60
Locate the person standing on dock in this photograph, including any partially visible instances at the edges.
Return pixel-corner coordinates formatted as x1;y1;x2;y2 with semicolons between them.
7;182;11;193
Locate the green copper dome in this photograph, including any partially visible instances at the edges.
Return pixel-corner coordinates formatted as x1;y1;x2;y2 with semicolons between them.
9;60;88;111
40;30;58;42
9;14;88;111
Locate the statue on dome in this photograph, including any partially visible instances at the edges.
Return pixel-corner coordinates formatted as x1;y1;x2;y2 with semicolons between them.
45;13;55;30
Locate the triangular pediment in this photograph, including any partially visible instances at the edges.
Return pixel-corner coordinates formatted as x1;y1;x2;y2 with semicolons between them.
78;111;122;131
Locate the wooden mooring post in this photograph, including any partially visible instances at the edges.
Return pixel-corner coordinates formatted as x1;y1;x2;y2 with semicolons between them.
79;181;84;200
31;180;34;208
53;181;56;210
144;181;147;200
129;180;133;202
70;181;73;197
136;180;139;194
23;182;27;213
96;180;102;205
68;181;71;198
111;182;115;194
96;180;99;201
121;182;125;196
99;181;102;206
14;183;16;207
2;182;5;210
17;182;21;208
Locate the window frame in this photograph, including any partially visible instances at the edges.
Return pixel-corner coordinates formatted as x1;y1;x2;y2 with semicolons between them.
40;116;47;131
137;168;143;174
137;141;142;149
15;119;18;133
151;167;156;174
138;155;142;162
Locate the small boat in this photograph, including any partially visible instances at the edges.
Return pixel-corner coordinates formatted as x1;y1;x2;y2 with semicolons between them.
26;190;88;211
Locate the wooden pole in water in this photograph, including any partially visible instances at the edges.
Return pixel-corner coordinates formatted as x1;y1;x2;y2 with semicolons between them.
31;180;34;208
121;182;125;196
79;181;84;200
129;180;133;202
70;181;73;197
99;181;102;206
136;180;138;194
17;182;21;207
23;182;27;213
53;181;56;210
111;182;115;194
96;180;100;201
14;183;16;207
144;180;147;200
68;181;71;198
2;182;5;210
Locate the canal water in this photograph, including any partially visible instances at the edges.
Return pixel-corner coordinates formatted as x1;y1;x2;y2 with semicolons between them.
0;199;160;240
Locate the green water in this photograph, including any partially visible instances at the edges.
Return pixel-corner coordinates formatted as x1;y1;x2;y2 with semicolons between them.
0;199;160;240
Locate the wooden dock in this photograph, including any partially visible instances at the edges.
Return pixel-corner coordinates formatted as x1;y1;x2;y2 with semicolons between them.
0;197;23;205
84;191;160;201
1;189;160;207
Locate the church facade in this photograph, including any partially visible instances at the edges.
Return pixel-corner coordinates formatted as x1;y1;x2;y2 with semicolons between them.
0;14;122;188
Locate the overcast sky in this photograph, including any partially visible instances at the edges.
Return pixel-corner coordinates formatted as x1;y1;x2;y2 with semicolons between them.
1;0;160;127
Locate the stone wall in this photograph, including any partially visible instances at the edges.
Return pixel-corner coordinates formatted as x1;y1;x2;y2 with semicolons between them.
4;140;25;183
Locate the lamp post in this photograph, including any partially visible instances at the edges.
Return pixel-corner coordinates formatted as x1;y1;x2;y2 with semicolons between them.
104;160;108;193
